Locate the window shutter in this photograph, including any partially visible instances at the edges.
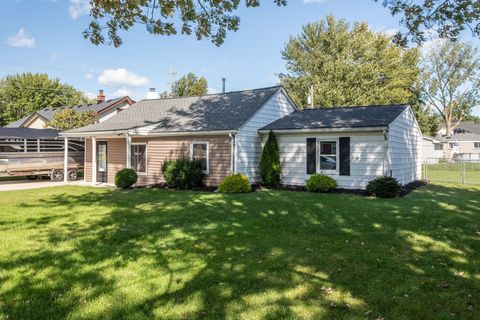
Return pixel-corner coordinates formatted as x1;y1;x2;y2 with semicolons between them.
306;138;316;174
339;137;350;176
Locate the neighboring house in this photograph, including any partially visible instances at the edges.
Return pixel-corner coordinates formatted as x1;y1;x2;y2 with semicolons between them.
422;136;444;164
439;121;480;161
5;90;135;129
259;105;422;188
61;86;297;186
62;87;423;189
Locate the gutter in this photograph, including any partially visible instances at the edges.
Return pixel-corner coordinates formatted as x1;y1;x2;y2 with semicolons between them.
60;130;127;137
139;130;237;137
258;126;388;134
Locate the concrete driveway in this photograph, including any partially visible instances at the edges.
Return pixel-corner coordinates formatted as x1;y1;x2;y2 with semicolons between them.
0;179;89;191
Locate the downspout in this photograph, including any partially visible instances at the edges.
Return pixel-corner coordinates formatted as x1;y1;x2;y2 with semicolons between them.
383;129;390;176
229;132;236;174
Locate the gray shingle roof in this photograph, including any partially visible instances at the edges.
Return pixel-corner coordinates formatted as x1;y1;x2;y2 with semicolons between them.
0;128;60;139
66;86;282;134
438;121;480;141
260;104;409;131
4;96;128;128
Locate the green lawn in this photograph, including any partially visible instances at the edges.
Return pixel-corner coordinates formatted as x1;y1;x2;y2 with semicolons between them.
0;184;479;320
425;162;480;183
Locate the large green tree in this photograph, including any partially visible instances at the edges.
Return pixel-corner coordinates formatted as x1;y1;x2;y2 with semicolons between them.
46;109;96;131
280;15;420;109
0;73;91;127
84;0;479;47
172;73;208;97
421;40;480;136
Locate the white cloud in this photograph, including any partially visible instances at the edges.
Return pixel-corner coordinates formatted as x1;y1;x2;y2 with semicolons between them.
382;28;399;37
84;91;97;100
98;68;149;88
111;88;132;98
69;0;90;19
200;67;214;74
207;87;218;94
6;28;35;49
303;0;327;4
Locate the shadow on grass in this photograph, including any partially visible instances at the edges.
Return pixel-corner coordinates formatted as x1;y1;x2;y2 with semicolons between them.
0;183;479;319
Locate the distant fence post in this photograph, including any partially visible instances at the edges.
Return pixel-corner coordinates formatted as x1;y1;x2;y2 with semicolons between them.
461;160;465;184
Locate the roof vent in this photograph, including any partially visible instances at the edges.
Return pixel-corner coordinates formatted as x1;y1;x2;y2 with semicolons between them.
147;88;159;99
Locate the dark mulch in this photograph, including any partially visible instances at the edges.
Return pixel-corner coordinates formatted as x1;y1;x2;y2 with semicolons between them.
132;180;428;198
399;180;428;197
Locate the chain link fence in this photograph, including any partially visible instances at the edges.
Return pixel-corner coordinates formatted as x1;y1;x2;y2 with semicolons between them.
423;159;480;184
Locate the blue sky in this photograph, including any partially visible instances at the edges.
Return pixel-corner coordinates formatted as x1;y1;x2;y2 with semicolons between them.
0;0;479;115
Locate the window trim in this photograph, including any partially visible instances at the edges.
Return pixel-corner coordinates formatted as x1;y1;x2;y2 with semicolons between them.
131;142;148;175
190;141;209;174
317;139;339;174
474;142;480;149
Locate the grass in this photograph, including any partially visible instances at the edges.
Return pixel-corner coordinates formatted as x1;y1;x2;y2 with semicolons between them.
425;162;480;183
0;184;479;319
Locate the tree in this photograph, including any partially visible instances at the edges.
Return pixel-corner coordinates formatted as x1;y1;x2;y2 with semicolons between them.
84;1;480;47
85;0;287;47
46;108;96;131
260;130;281;187
172;73;208;97
421;40;480;136
280;15;420;109
0;73;91;127
377;0;480;46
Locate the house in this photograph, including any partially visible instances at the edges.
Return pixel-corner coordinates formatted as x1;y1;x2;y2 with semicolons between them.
439;121;480;161
61;87;422;189
258;104;422;188
422;136;444;164
61;86;297;186
5;90;135;129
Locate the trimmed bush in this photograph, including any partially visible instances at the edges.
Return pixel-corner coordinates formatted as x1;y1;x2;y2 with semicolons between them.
218;174;252;193
366;176;401;198
306;174;337;193
161;158;203;189
260;130;281;187
115;168;138;189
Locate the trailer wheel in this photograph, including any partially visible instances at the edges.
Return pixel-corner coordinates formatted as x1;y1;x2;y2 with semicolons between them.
51;169;64;182
67;170;77;181
26;175;38;180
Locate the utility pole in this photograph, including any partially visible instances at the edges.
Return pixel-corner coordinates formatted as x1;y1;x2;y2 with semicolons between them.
168;63;177;97
222;78;226;93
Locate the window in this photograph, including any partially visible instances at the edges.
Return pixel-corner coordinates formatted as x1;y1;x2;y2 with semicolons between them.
190;142;209;173
319;141;337;171
475;142;480;149
434;143;443;151
131;144;147;174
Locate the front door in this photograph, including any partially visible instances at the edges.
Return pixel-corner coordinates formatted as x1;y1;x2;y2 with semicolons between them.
97;141;108;183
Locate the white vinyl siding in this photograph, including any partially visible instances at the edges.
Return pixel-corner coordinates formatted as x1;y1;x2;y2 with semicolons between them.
236;90;296;182
275;132;388;189
388;107;422;184
98;101;131;122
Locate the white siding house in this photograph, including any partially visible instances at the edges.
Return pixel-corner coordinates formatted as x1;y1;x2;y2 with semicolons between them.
387;106;422;184
272;131;388;188
422;137;444;164
259;105;422;189
235;89;296;182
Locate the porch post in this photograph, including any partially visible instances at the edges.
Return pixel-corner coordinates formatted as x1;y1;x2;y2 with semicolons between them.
126;133;131;169
91;136;97;186
64;137;69;183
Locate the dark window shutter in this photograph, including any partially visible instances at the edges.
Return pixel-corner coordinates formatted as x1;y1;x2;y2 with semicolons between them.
306;138;316;174
339;137;350;176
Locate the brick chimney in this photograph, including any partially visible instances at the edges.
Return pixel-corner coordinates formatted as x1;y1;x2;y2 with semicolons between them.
97;89;106;103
